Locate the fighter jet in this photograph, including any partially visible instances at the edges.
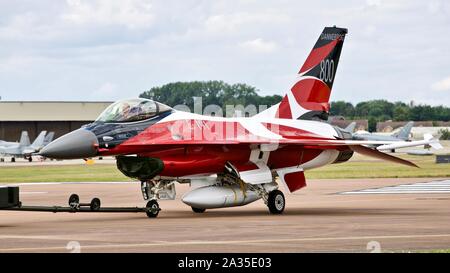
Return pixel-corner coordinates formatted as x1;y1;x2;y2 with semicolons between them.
350;121;442;152
353;121;414;142
40;27;423;218
0;131;30;148
0;131;47;162
0;131;31;162
338;121;440;152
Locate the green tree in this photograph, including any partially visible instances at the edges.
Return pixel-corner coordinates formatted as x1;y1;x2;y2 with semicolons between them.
139;81;281;114
330;101;354;117
139;81;450;122
439;129;450;140
368;116;377;132
393;102;410;121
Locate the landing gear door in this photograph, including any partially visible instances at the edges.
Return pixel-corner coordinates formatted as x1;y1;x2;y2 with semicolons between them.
155;183;176;200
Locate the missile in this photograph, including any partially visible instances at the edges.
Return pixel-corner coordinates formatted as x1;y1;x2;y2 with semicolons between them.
182;185;260;209
376;134;442;151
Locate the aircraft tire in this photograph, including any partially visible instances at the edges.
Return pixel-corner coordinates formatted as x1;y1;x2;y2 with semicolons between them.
268;190;285;214
68;194;80;208
146;200;160;218
90;198;101;211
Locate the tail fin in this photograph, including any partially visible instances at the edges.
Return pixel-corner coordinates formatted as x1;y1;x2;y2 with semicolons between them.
43;132;55;146
19;131;31;147
30;131;47;150
344;122;356;133
255;26;347;120
424;133;443;150
393;121;413;140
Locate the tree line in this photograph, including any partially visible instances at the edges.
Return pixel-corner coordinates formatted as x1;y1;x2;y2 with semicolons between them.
140;81;450;122
330;100;450;122
140;81;282;112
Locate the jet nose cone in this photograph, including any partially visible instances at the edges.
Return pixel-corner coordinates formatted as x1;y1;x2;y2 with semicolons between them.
39;129;98;159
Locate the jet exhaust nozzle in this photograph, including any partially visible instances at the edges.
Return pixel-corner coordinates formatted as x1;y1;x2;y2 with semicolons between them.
39;129;99;159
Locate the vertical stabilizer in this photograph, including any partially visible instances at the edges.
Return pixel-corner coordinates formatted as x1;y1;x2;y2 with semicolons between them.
255;26;347;121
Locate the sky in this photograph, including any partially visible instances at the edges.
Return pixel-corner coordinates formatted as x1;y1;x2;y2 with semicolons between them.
0;0;449;106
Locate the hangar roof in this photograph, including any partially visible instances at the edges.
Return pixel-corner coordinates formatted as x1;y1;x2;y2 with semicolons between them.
0;101;113;121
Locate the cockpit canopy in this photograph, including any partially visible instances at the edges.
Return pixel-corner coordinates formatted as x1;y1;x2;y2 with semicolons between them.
96;98;172;123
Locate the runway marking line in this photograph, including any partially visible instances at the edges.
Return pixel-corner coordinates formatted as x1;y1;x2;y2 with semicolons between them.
4;181;135;186
2;233;450;252
340;180;450;195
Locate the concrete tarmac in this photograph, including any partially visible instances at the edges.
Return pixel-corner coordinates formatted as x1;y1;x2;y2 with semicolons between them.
1;178;450;253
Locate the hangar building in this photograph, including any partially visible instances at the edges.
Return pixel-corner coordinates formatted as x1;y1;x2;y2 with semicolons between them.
0;101;112;142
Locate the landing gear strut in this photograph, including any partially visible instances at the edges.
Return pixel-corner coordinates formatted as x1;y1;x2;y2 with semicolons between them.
267;190;285;214
140;180;176;218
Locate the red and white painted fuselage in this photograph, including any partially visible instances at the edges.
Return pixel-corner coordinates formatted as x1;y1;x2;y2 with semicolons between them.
40;26;419;217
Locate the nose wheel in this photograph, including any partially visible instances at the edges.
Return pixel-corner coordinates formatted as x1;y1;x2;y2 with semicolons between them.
145;200;160;218
267;190;285;214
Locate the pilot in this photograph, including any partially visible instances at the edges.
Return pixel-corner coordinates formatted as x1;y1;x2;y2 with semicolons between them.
120;103;132;121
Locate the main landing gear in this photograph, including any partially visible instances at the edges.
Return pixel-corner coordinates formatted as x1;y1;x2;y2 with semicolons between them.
267;190;285;214
220;170;286;215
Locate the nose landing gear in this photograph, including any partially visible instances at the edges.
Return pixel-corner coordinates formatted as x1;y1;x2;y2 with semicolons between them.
140;180;176;218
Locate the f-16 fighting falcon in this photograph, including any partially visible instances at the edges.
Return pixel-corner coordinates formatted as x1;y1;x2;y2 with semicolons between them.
1;131;49;162
40;26;422;218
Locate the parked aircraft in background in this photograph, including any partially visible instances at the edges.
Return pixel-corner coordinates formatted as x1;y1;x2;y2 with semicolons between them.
353;121;414;142
347;121;441;152
41;26;434;218
344;122;356;133
0;131;30;149
0;131;48;162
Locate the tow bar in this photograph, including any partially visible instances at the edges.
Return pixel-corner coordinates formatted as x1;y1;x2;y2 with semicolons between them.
0;186;157;215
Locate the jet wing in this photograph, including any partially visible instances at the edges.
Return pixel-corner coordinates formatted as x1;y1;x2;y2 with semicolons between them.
116;119;419;168
120;137;418;168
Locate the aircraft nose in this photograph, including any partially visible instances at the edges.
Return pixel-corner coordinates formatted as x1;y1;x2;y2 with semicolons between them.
39;129;98;159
